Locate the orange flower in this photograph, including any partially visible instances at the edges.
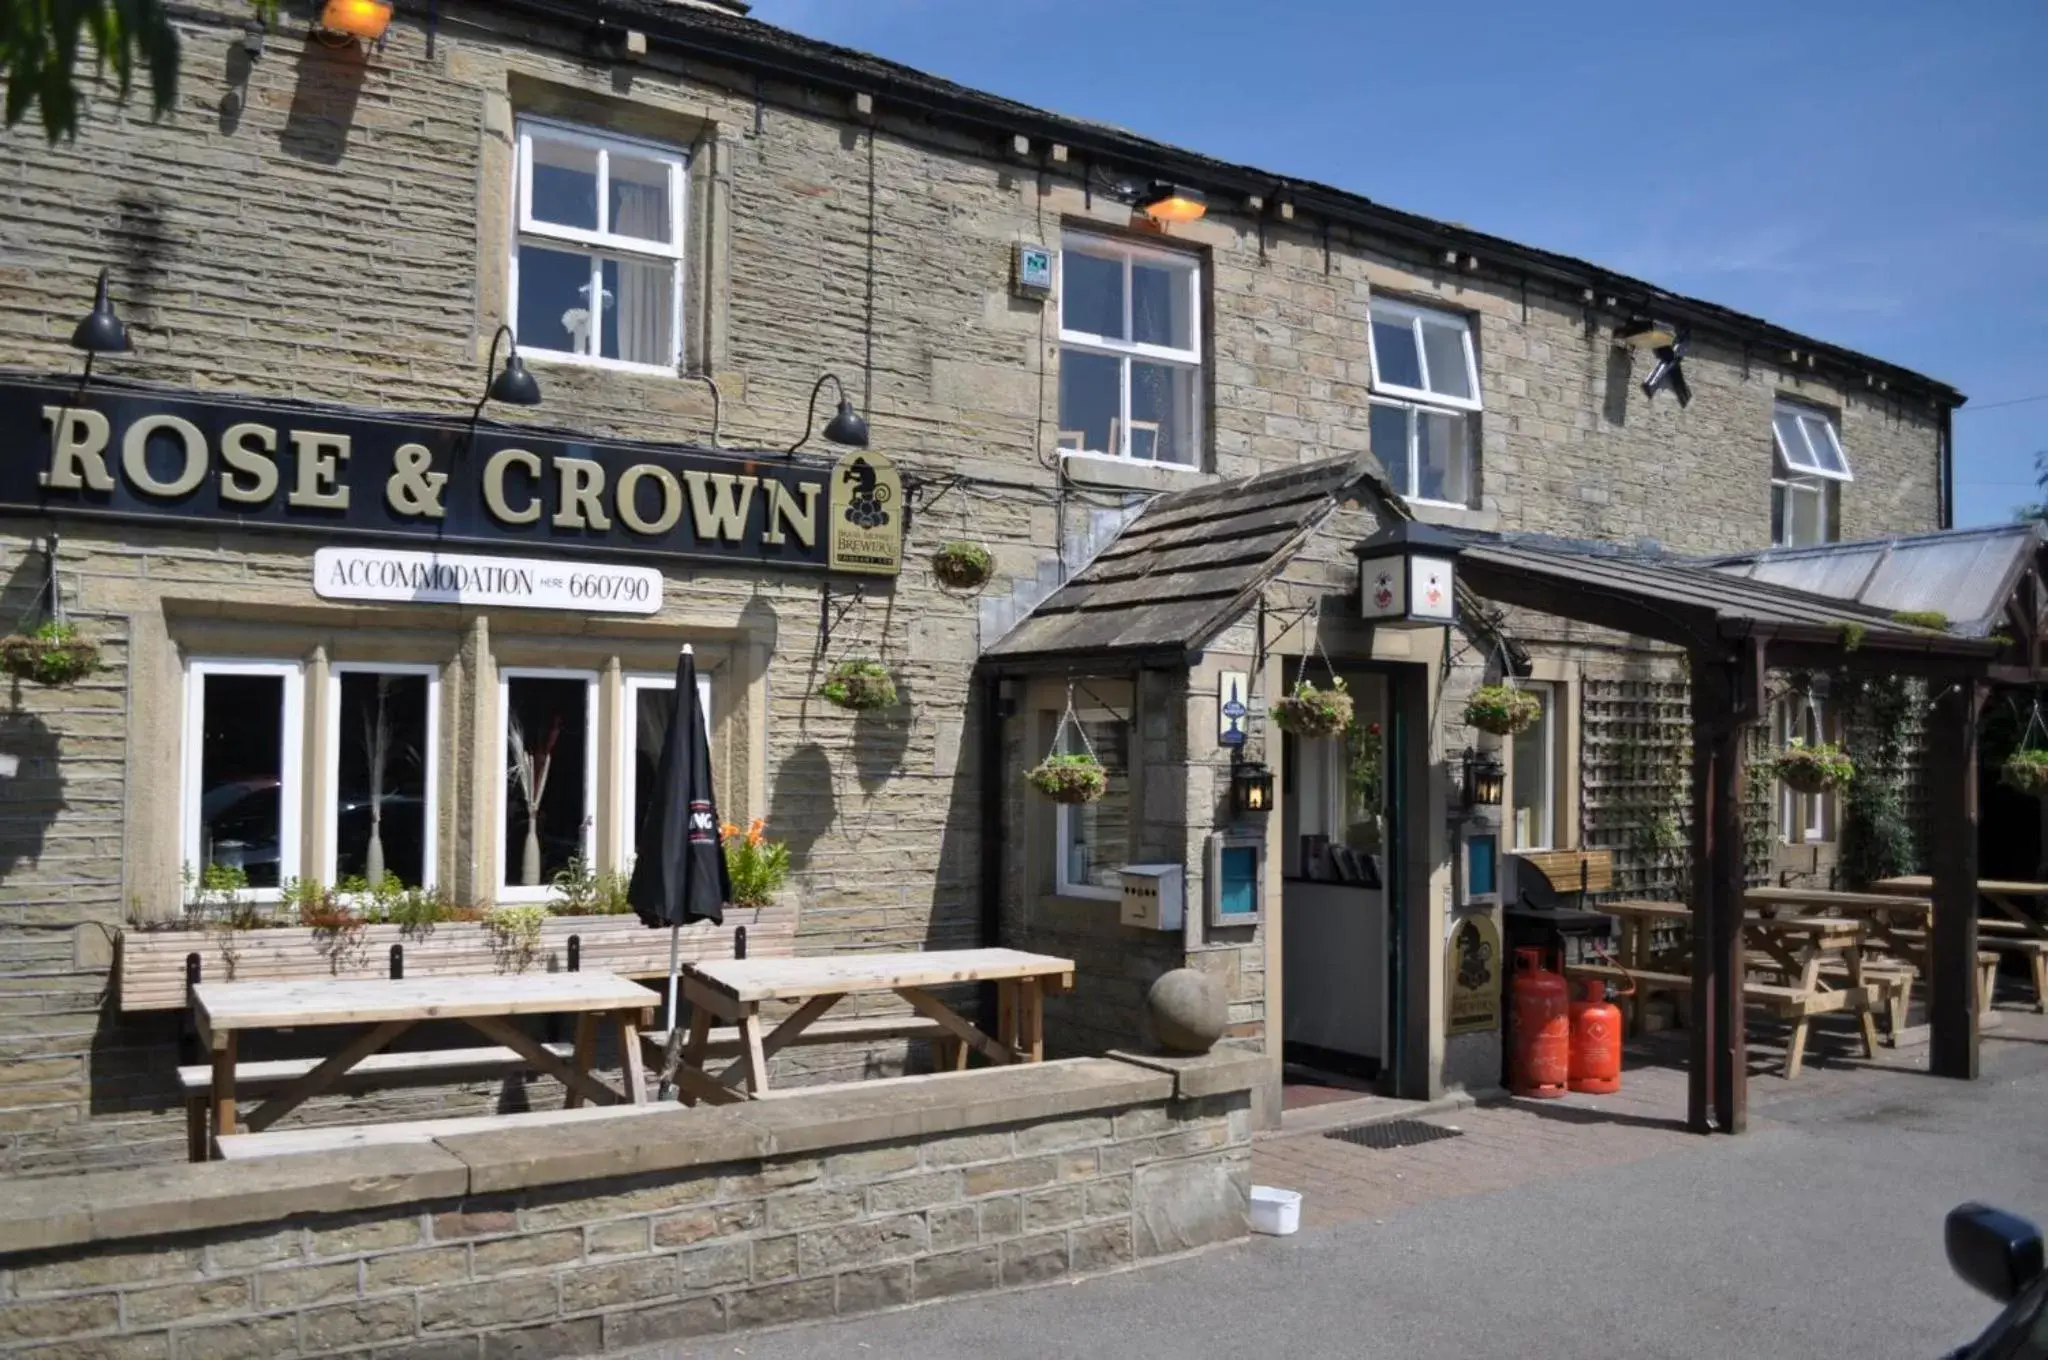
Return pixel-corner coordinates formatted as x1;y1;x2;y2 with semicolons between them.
719;821;741;842
746;818;767;847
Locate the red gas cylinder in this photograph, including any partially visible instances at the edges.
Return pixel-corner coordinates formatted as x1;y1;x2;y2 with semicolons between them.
1509;948;1570;1098
1569;977;1623;1095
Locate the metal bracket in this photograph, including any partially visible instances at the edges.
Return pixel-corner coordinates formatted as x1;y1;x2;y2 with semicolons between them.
905;474;963;524
819;581;864;654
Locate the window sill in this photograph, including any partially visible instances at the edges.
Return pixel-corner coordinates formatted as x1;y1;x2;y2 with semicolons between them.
522;350;680;380
1059;450;1214;494
1405;500;1498;532
1040;890;1122;909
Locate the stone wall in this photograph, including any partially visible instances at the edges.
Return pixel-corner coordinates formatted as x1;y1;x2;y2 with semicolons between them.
0;1055;1257;1355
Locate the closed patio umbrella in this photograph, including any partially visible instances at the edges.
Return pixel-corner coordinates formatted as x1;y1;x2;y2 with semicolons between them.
629;646;730;1090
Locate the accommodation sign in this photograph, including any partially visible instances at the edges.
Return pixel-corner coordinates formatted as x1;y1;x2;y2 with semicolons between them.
0;375;903;576
315;548;663;614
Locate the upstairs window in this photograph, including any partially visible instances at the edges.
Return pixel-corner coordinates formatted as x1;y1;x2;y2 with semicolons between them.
1772;400;1851;547
513;119;687;373
1058;233;1203;466
1369;299;1480;506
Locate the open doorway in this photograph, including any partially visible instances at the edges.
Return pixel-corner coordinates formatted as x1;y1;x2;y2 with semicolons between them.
1279;666;1396;1107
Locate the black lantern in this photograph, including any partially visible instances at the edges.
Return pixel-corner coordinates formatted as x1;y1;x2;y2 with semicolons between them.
1356;520;1463;629
1231;759;1275;817
1462;747;1505;809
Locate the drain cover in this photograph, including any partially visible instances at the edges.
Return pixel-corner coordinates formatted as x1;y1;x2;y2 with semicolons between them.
1323;1119;1464;1150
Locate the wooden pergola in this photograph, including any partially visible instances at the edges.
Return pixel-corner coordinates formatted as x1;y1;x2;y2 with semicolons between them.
1459;539;2001;1133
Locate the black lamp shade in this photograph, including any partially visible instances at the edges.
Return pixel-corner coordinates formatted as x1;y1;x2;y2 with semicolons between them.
489;353;542;407
1462;748;1505;808
823;398;869;448
1231;761;1275;817
71;269;130;355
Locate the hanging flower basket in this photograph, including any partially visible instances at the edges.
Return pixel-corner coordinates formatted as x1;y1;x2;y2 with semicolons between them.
2002;749;2048;798
1271;679;1353;738
1464;684;1541;737
932;541;996;591
1771;740;1855;795
820;659;898;711
0;622;99;687
1026;753;1108;804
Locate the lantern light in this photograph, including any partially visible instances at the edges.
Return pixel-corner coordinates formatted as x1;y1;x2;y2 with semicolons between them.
1230;759;1274;818
1356;519;1463;629
318;0;394;43
1462;747;1505;809
1140;184;1207;224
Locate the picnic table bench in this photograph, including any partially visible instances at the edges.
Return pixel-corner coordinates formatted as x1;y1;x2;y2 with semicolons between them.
668;948;1075;1105
1872;876;2048;1013
1746;886;2004;1017
189;970;657;1161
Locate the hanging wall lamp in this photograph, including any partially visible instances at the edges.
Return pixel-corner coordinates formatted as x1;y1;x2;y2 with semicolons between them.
1461;747;1505;809
789;373;869;454
70;267;131;382
1619;317;1693;407
1140;183;1207;224
317;0;395;44
464;325;541;451
1230;758;1275;817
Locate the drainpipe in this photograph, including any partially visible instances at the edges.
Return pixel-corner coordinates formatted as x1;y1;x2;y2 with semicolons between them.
978;671;1007;1032
1940;403;1956;530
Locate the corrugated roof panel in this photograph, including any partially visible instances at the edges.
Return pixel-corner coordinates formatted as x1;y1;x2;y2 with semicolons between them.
1739;548;1887;601
1857;535;2030;633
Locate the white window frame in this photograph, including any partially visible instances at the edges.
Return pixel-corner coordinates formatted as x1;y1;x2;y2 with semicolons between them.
182;659;305;902
496;668;601;903
1772;400;1849;548
323;663;441;891
1053;705;1128;902
618;669;714;872
511;116;688;376
1057;231;1205;465
1510;682;1558;852
1368;297;1483;412
1775;694;1834;844
1369;397;1475;509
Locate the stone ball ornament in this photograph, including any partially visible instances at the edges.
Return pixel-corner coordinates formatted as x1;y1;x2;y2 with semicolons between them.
1146;968;1227;1054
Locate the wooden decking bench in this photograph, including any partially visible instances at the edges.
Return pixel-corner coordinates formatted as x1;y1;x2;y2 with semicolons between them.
1565;963;1886;1078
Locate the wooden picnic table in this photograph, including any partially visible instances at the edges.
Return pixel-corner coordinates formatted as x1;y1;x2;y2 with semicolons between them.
1600;899;1692;974
192;970;657;1159
669;948;1076;1105
1873;876;2048;1012
1745;886;2010;1019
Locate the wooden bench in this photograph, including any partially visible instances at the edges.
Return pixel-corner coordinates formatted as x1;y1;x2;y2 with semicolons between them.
1976;935;2048;1013
1866;931;2002;1017
640;1014;951;1072
213;1101;672;1160
177;1043;574;1162
1513;849;1615;900
1566;963;1881;1078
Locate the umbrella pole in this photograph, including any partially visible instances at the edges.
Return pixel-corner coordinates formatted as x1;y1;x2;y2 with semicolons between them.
659;924;681;1101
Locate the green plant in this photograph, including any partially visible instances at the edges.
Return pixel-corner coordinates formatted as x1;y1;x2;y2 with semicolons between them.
2002;748;2048;797
1025;752;1108;804
931;541;995;591
1272;678;1353;738
1890;609;1950;632
0;620;99;686
820;659;897;711
1840;622;1867;653
548;856;633;916
1770;739;1855;794
1464;684;1542;737
485;904;548;968
722;819;791;908
1839;774;1919;889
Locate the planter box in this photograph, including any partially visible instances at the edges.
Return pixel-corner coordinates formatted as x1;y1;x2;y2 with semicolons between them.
117;904;797;1012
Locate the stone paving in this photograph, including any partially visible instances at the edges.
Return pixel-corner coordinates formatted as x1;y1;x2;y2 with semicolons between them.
1253;1002;2048;1232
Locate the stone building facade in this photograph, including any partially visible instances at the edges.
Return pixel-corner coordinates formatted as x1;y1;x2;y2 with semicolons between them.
0;0;1960;1174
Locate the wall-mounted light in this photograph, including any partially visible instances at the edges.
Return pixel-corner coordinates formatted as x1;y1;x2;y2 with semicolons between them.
1461;747;1505;809
790;373;869;454
317;0;394;44
466;323;541;442
70;267;131;383
1639;326;1693;408
1615;317;1678;350
1355;519;1463;629
690;372;724;448
1231;759;1274;817
1140;184;1207;224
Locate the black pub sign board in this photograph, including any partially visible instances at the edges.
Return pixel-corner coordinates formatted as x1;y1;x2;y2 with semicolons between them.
0;374;904;577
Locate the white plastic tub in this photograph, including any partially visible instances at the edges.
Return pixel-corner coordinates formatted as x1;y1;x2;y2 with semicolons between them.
1249;1184;1302;1236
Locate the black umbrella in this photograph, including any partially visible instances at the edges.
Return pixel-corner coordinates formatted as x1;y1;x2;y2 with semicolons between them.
628;647;730;1066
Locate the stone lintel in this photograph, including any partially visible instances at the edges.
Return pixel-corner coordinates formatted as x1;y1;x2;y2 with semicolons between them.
1104;1047;1267;1100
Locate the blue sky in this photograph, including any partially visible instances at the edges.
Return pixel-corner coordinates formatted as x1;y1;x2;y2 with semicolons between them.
750;0;2048;527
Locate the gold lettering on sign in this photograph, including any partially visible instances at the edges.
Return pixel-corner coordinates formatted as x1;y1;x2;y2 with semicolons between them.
761;480;821;548
39;407;114;491
617;463;683;536
219;423;280;505
553;458;612;531
287;431;351;510
484;448;544;525
683;471;758;543
121;414;209;498
385;444;447;519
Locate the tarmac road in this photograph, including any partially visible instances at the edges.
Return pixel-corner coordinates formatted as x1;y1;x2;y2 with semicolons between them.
641;1034;2048;1360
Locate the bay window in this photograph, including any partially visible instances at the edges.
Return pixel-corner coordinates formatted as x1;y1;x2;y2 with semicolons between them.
1369;298;1481;506
1058;233;1203;466
1771;400;1850;547
512;118;687;372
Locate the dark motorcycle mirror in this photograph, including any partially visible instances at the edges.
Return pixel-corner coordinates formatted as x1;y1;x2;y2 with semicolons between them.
1947;1203;2045;1304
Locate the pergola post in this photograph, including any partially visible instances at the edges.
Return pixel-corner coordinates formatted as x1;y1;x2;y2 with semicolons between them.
1928;679;1987;1079
1687;649;1749;1134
